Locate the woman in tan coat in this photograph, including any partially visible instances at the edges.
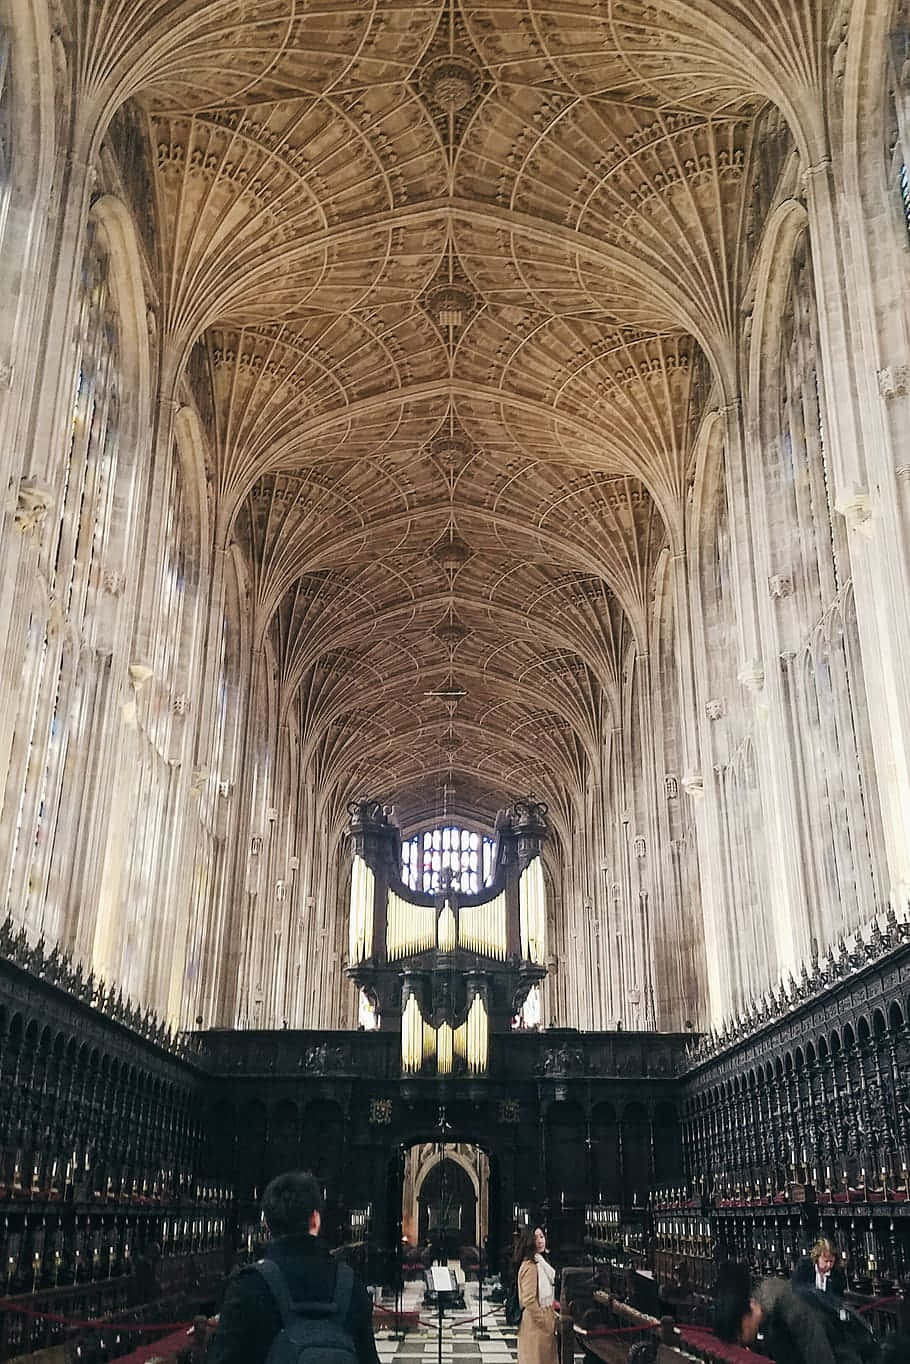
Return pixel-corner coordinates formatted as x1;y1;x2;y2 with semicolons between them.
514;1226;557;1364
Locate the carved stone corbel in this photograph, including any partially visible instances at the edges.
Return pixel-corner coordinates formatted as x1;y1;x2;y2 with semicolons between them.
877;365;908;399
14;477;53;537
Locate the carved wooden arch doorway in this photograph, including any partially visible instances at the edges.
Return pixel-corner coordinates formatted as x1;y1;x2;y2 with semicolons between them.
387;1132;504;1284
405;1142;488;1252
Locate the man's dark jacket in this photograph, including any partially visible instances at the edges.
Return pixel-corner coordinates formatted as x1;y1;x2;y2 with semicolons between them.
210;1234;380;1364
791;1257;848;1299
753;1278;837;1364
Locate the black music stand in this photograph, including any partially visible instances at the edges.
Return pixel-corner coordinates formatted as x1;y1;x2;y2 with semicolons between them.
427;1267;460;1364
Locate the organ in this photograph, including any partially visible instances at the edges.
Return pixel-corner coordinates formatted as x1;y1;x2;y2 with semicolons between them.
345;799;549;1075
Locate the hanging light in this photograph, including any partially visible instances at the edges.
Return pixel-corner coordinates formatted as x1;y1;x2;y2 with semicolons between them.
424;673;467;704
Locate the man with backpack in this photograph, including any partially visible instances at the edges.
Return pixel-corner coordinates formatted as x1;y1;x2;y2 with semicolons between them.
210;1171;381;1364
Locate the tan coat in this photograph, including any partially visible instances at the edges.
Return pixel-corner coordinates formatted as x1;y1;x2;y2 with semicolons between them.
516;1258;558;1364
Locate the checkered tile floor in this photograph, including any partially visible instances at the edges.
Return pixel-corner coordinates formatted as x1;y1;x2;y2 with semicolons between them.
375;1283;516;1364
374;1284;584;1364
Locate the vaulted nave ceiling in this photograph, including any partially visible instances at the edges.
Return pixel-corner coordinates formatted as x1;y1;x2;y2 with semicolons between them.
86;0;822;828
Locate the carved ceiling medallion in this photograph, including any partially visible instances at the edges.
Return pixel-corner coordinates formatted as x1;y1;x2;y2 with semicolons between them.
420;55;483;114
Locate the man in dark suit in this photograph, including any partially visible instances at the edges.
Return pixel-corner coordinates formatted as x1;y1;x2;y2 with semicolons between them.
792;1238;847;1298
210;1171;380;1364
792;1238;879;1361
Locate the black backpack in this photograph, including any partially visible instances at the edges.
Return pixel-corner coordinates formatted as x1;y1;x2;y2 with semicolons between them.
504;1279;523;1327
253;1259;360;1364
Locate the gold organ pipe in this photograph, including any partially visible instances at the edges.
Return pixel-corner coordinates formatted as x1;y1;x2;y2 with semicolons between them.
437;1022;453;1075
466;995;488;1074
457;893;506;958
348;857;375;965
437;903;457;953
386;893;435;960
519;859;547;964
454;1022;467;1059
401;994;423;1074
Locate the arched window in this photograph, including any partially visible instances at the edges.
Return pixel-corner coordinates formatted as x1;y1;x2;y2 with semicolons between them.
401;825;494;895
232;646;277;1029
7;219;123;937
889;14;910;242
774;237;883;941
125;442;198;994
92;420;201;1013
699;437;773;1012
653;554;703;1030
723;738;773;1007
181;587;242;1027
0;32;11;248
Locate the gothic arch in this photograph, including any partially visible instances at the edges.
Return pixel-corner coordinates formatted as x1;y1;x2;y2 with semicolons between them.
414;1147;481;1206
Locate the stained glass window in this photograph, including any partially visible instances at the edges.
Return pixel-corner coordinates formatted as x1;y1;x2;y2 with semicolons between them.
400;825;495;895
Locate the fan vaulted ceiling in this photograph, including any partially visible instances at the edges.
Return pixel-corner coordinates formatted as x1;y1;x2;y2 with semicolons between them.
106;0;821;828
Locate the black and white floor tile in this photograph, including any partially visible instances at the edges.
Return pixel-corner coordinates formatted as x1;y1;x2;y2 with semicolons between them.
375;1283;517;1364
374;1284;583;1364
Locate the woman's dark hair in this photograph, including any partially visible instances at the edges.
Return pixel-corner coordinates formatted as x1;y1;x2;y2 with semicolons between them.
261;1170;324;1237
713;1261;752;1343
513;1227;537;1266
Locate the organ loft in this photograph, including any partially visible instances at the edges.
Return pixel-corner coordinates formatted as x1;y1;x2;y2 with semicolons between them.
1;0;910;1359
346;799;549;1071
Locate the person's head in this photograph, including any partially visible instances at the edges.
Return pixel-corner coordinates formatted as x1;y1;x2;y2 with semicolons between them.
810;1237;838;1275
261;1171;324;1238
513;1226;537;1266
714;1261;761;1344
533;1227;547;1254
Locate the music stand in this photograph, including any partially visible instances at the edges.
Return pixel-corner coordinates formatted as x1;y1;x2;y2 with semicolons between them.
426;1267;460;1364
